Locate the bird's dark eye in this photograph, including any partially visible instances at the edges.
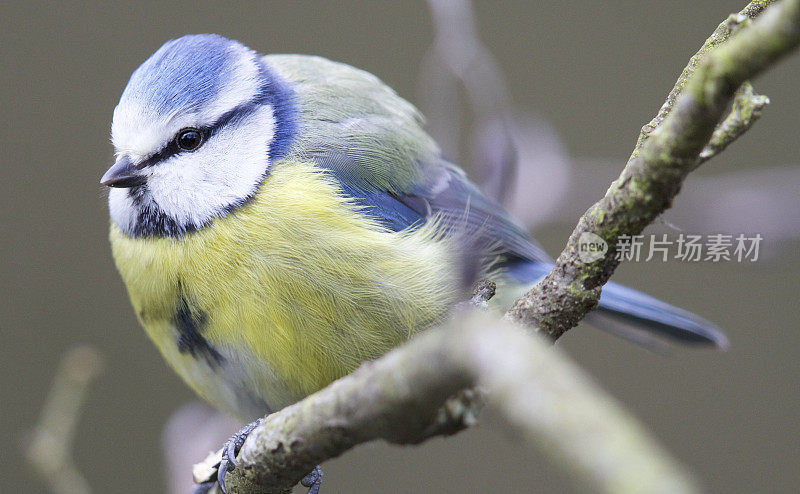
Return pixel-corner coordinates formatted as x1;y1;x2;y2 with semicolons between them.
176;128;203;151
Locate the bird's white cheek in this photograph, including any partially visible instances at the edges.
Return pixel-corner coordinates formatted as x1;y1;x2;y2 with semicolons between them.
147;105;277;229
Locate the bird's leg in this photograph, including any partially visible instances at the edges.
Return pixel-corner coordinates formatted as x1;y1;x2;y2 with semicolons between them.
301;465;324;494
216;417;263;493
207;418;324;494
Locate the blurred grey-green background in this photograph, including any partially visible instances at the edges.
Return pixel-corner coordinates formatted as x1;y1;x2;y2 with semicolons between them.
2;1;798;493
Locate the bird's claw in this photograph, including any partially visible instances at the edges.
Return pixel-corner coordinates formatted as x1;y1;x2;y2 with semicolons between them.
199;419;322;494
301;465;324;494
216;418;264;493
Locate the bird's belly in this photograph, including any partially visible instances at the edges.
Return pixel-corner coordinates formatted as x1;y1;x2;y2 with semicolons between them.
110;162;461;418
134;253;455;420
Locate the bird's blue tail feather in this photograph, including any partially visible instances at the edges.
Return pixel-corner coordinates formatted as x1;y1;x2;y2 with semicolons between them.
505;260;727;348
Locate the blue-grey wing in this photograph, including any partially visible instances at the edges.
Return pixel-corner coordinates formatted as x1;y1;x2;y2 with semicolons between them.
314;151;550;264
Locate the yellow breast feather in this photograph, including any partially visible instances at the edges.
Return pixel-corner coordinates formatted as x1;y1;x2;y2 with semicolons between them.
110;160;459;415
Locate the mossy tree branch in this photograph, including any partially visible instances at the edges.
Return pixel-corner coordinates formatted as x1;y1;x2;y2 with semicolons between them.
506;0;800;339
222;313;697;494
204;1;799;492
631;0;776;160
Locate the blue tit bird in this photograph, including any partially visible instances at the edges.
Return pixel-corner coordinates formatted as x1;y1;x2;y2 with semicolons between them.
103;34;727;491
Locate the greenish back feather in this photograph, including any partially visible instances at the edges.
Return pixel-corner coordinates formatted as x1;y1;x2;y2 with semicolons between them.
266;54;549;263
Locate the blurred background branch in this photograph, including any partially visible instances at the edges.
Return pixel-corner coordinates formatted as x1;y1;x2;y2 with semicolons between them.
420;0;518;204
25;346;104;494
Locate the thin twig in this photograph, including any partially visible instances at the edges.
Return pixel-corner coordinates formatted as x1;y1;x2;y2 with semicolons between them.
697;81;770;165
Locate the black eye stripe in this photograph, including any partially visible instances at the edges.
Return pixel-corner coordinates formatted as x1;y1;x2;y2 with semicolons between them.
135;135;200;169
135;100;259;169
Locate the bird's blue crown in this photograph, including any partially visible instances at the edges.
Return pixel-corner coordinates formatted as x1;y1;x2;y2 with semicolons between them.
122;34;240;117
115;34;296;161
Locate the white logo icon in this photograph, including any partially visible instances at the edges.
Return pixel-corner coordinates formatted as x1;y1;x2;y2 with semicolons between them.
577;232;608;263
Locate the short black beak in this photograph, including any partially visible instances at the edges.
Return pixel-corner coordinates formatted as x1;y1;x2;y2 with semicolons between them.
101;156;146;188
